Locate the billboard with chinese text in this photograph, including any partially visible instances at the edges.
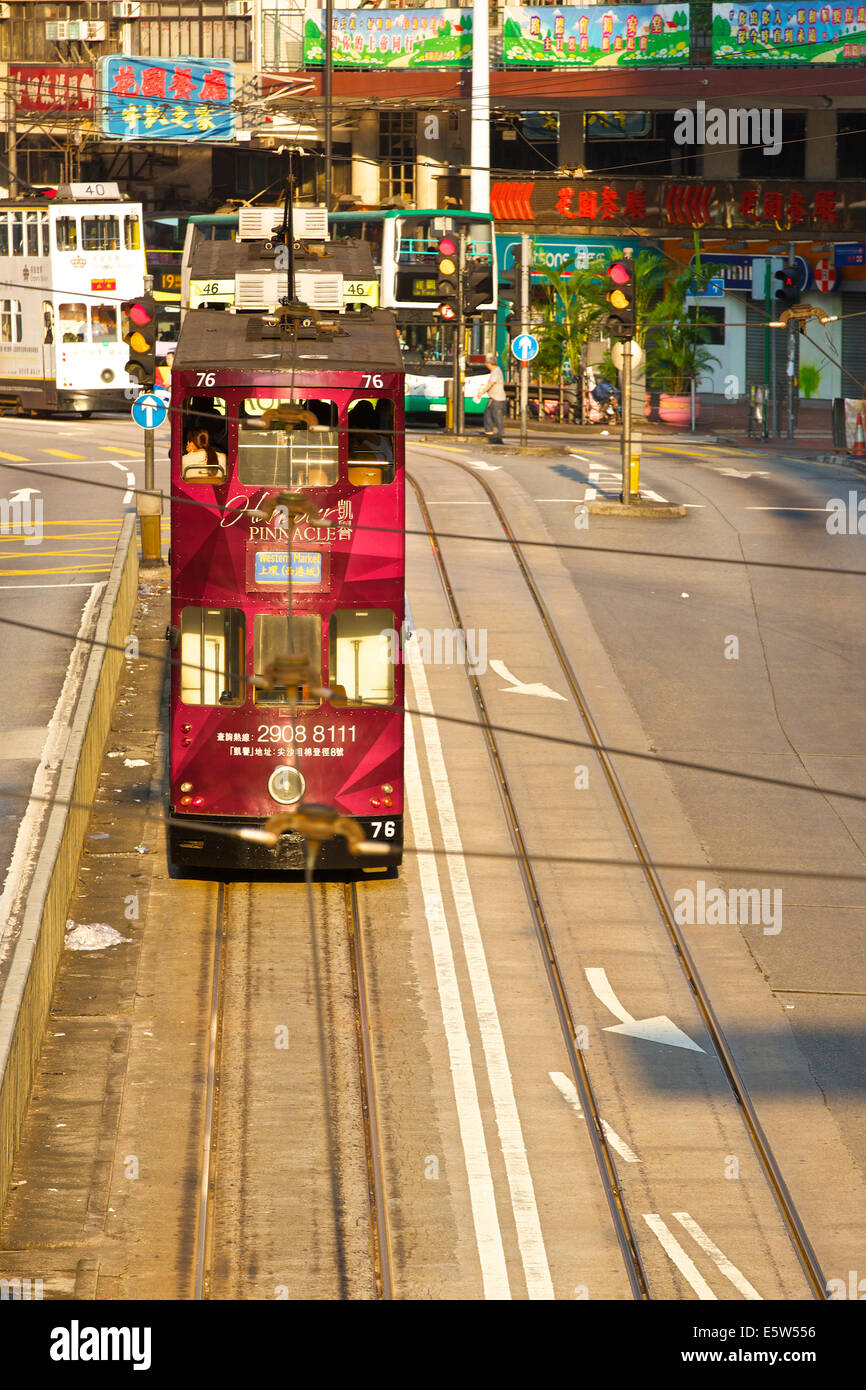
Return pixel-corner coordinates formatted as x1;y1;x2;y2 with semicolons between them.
502;5;690;67
713;4;866;63
303;8;472;67
99;56;235;141
10;66;95;113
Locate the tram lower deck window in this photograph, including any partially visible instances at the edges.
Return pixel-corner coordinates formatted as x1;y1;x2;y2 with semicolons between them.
254;614;321;707
180;607;245;706
182;396;228;482
238;398;338;488
329;610;395;706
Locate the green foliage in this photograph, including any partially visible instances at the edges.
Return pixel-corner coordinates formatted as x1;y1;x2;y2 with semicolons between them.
799;362;823;399
643;263;721;394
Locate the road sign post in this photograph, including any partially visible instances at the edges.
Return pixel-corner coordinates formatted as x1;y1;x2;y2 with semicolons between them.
520;234;530;447
131;382;167;567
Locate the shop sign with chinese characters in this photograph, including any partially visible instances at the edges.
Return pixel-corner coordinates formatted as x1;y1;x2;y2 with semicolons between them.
98;56;235;142
9;65;95;113
489;178;866;233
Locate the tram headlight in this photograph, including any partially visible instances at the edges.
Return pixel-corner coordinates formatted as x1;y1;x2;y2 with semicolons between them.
101;369;115;383
268;764;305;805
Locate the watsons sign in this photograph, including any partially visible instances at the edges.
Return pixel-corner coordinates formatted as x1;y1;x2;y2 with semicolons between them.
496;234;662;276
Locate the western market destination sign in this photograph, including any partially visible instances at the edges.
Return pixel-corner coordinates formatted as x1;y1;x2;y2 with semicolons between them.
488;178;866;234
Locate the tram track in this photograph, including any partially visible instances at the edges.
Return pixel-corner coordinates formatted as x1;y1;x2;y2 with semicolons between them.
191;877;393;1301
407;455;828;1301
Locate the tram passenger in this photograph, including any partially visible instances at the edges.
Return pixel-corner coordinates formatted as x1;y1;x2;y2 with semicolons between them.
347;399;392;461
182;427;226;483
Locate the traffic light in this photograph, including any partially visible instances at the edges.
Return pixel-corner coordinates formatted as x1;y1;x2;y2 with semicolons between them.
775;264;800;311
604;258;636;340
464;258;494;316
436;234;459;319
499;248;525;337
121;293;157;387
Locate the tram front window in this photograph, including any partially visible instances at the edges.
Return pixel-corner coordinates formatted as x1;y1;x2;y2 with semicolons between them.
180;607;245;706
82;215;120;251
59;303;88;343
238;398;338;488
347;398;394;486
90;304;118;344
181;396;228;481
253;614;321;708
329;610;395;706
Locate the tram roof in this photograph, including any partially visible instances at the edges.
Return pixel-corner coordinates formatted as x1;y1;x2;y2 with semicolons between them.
189;236;376;282
174;307;404;375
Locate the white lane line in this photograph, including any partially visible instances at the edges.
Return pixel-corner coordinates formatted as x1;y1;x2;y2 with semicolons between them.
567;452;592;463
643;1215;717;1300
404;714;511;1300
745;506;827;511
109;459;136;503
672;1212;762;1300
0;582;104;933
408;639;555;1300
642;489;670;503
549;1071;640;1163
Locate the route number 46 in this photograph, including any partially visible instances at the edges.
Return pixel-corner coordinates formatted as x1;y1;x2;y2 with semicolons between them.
370;820;396;838
362;374;384;388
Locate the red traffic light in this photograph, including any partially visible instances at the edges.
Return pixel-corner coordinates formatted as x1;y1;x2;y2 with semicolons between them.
606;261;631;284
437;236;458;258
128;301;153;326
438;303;456;320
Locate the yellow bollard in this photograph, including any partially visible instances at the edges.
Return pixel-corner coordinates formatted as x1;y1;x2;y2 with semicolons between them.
137;490;164;567
629;443;641;495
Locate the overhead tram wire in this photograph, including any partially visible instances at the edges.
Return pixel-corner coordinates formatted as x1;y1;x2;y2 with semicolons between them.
1;608;866;814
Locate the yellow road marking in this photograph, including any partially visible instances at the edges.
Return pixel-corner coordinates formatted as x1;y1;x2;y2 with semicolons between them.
40;449;86;460
0;534;118;544
0;565;113;576
99;446;143;457
0;450;27;461
0;548;117;559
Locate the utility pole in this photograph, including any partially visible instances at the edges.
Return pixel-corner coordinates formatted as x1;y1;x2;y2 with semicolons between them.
6;91;17;196
519;232;530;448
786;239;796;439
324;0;333;210
620;248;633;505
456;227;466;437
143;273;155;494
470;0;490;212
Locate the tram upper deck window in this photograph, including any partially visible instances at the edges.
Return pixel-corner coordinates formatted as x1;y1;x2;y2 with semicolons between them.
55;216;77;251
347;398;394;486
329;610;395;706
124;214;141;251
40;212;49;256
238;398;338;489
82;215;120;251
90;304;118;344
253;614;321;708
180;606;245;706
0;217;8;257
10;211;23;256
26;211;38;257
59;303;88;343
181;397;227;482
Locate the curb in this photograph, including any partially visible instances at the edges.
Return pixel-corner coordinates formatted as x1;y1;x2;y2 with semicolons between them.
0;515;139;1212
588;496;686;517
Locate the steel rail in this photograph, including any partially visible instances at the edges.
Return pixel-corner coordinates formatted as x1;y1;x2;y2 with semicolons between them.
193;880;229;1301
408;472;650;1301
421;448;828;1300
345;880;394;1300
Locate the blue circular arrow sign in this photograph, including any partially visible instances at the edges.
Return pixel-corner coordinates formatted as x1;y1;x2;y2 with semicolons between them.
511;333;539;363
131;392;168;430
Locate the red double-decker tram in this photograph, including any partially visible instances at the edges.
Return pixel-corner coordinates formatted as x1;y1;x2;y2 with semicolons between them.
167;304;405;871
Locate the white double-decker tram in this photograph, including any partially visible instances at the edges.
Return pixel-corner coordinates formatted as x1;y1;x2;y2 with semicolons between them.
0;182;146;414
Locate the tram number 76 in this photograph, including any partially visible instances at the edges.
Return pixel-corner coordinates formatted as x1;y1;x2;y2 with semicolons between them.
370;820;396;838
362;374;384;389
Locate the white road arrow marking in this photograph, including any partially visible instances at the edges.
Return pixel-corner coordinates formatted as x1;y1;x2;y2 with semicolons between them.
642;489;670;503
643;1215;717;1299
672;1213;762;1300
8;487;40;501
489;659;567;701
718;468;770;478
549;1072;640;1163
585;967;705;1052
468;459;501;472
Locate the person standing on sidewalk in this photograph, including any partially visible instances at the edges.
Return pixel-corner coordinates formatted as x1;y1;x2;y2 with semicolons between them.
472;353;507;445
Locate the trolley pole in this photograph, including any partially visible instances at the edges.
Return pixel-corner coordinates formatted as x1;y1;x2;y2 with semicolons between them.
519;232;530;448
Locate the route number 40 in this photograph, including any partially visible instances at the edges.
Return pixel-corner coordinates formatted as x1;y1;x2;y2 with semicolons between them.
370;820;396;838
362;374;384;388
196;372;216;386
